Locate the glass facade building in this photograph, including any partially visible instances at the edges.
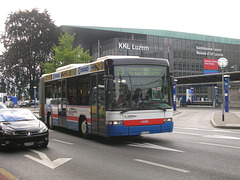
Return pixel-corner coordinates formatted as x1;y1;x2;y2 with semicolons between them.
60;25;240;106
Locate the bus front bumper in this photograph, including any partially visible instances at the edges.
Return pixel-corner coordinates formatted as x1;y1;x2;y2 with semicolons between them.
106;122;173;137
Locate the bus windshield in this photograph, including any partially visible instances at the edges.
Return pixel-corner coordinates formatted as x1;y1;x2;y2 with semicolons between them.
107;65;172;111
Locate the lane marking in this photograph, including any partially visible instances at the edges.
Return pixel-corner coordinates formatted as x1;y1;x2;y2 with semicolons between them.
0;168;19;180
203;134;240;140
198;142;240;149
52;139;74;145
175;127;230;133
24;149;72;169
134;159;190;173
174;131;240;140
129;143;184;153
175;127;240;134
173;131;202;136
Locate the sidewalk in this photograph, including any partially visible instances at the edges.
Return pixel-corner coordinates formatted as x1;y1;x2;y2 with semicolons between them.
211;111;240;129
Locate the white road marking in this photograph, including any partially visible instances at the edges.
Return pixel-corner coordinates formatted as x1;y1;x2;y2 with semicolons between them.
174;130;240;140
129;143;184;153
203;134;240;140
173;131;202;136
175;127;240;134
175;127;230;133
24;149;72;169
52;139;74;145
134;159;190;173
197;142;240;149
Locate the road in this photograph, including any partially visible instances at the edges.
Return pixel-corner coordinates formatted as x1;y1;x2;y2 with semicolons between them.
1;108;240;180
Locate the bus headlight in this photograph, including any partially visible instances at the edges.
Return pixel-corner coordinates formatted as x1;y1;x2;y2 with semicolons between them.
106;121;123;125
164;118;172;122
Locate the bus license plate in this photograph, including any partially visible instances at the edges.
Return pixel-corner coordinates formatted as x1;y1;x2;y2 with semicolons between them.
141;131;149;134
24;142;34;146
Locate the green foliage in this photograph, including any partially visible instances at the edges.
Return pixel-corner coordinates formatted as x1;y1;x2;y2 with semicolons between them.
43;32;92;73
1;8;58;98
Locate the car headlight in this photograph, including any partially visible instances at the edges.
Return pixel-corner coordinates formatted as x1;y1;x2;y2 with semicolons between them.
38;126;48;133
3;129;18;135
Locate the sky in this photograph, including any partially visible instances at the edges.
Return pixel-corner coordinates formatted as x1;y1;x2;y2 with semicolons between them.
0;0;240;54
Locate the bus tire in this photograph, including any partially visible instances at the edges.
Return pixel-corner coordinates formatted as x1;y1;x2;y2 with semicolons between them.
80;118;88;138
48;113;54;130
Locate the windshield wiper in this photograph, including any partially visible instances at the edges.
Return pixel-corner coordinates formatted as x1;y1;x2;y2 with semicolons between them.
15;119;35;121
158;107;167;111
120;109;130;114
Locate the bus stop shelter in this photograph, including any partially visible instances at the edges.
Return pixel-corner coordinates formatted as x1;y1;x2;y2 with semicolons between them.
173;71;240;110
175;71;240;86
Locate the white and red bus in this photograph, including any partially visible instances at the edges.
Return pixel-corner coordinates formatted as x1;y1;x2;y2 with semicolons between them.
39;56;174;137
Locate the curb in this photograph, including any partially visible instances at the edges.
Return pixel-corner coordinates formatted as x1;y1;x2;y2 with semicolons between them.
173;111;181;116
210;112;240;129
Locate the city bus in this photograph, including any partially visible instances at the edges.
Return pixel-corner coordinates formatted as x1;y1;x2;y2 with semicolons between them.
39;56;174;137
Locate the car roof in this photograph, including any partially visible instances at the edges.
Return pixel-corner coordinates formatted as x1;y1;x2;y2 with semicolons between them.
0;108;31;112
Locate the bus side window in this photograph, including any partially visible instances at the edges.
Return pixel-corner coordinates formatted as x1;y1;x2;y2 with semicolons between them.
76;76;90;106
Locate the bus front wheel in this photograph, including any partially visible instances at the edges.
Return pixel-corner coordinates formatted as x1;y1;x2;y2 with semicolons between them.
80;119;88;138
48;114;54;130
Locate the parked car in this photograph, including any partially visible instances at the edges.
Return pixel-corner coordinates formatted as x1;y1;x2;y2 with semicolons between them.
0;109;49;149
19;100;35;107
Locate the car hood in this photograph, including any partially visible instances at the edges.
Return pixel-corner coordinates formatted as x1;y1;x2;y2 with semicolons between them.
1;120;43;132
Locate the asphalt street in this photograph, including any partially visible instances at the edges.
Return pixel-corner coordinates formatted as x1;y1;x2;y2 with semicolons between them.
1;108;240;180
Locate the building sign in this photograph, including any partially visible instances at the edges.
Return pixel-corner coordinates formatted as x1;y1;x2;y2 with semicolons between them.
203;59;218;74
196;46;223;57
119;43;150;51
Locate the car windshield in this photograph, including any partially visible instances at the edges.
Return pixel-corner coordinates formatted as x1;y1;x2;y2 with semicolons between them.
107;65;172;111
0;110;37;122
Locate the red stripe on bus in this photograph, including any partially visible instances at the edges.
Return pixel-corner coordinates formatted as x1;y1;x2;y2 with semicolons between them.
52;114;58;118
87;118;91;124
67;116;79;121
123;118;164;126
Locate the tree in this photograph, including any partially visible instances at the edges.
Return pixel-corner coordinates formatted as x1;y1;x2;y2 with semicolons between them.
43;32;92;73
1;9;59;98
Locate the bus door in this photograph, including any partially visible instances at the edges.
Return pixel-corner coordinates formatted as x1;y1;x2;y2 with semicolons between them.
90;74;106;136
58;79;67;127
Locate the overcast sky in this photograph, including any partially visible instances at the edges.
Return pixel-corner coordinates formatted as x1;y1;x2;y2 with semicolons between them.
0;0;239;53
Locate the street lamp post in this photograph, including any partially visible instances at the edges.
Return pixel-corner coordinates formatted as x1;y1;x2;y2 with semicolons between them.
33;86;37;109
218;57;228;121
191;87;194;103
215;87;218;107
224;74;230;112
173;79;178;111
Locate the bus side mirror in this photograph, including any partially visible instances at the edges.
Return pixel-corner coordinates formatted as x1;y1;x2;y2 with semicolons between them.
104;75;113;91
107;79;113;91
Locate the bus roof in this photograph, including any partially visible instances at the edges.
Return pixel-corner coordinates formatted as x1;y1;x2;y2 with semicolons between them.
56;63;87;72
41;56;169;82
97;56;140;61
